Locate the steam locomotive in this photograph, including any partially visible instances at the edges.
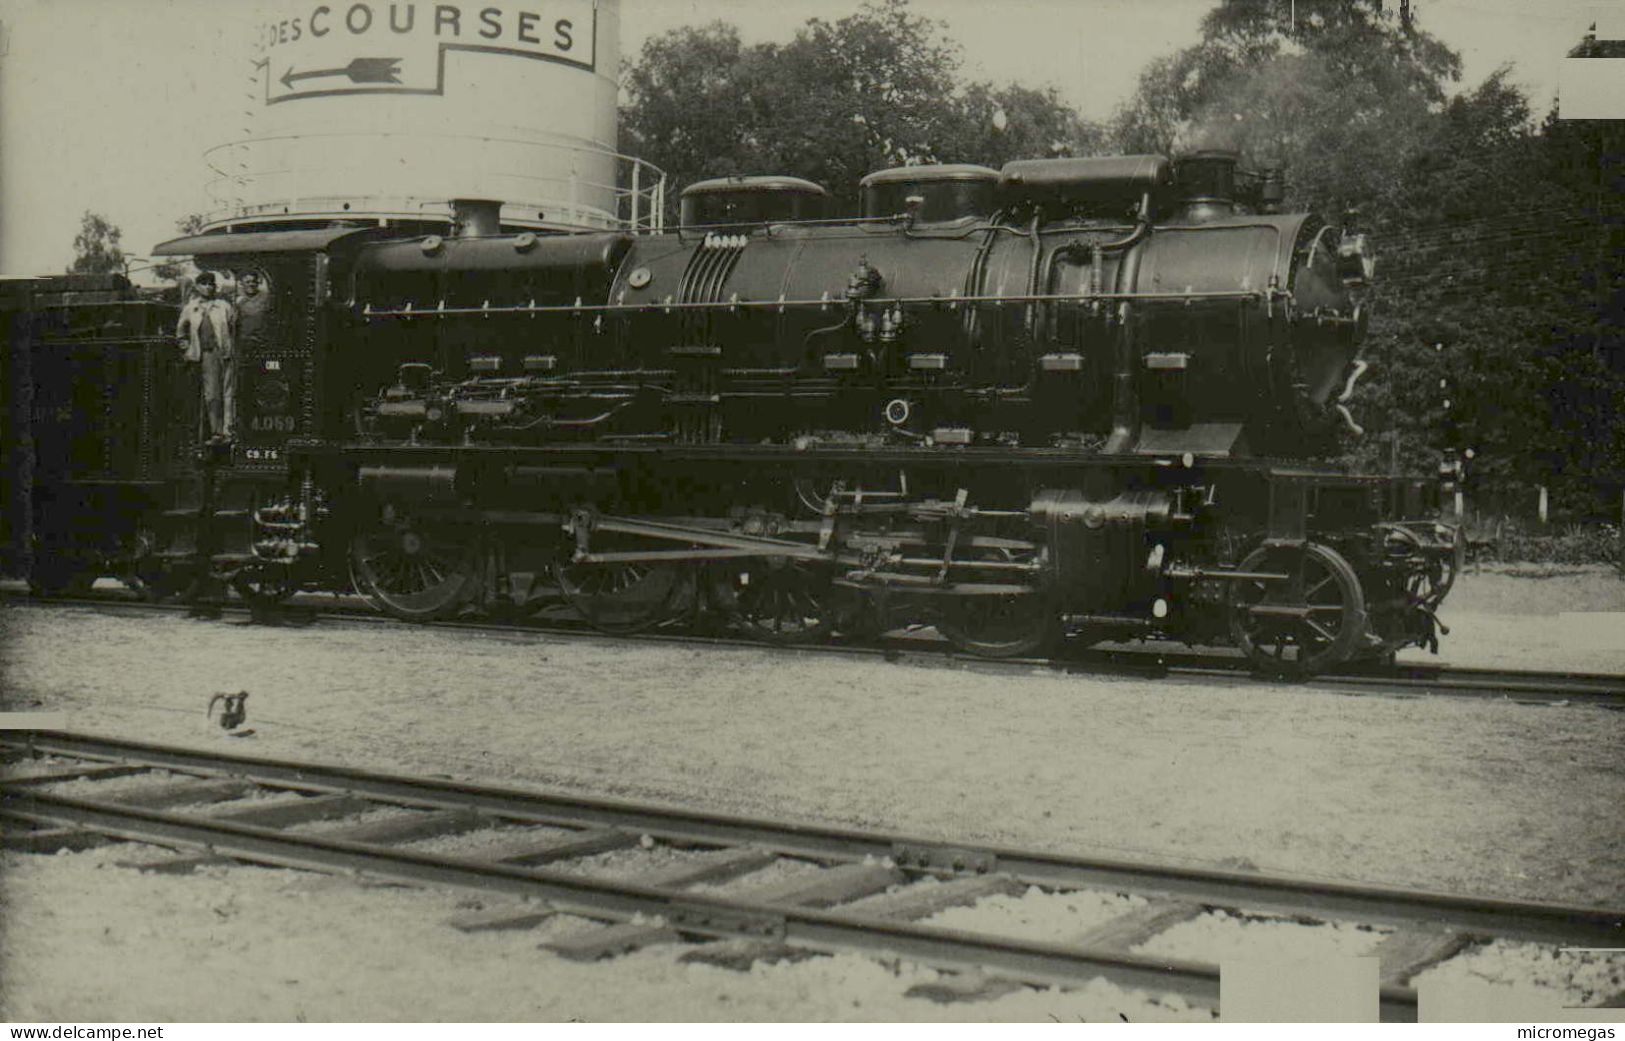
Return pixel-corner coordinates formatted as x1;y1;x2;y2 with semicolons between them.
1;151;1461;675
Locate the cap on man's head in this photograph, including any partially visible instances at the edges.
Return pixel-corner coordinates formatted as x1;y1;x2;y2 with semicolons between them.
196;272;217;288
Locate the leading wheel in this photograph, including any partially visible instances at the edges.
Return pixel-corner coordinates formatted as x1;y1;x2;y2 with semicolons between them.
349;521;478;621
711;558;837;644
1400;522;1463;610
1230;541;1367;677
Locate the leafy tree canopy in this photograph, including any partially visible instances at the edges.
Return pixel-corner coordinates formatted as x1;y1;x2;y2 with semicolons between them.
68;211;127;276
620;0;1103;216
1113;0;1461;225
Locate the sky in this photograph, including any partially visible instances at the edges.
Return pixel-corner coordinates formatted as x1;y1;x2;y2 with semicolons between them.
0;0;1610;277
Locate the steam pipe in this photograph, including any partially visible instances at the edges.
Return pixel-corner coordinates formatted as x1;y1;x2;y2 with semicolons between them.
677;246;700;303
1035;191;1154;347
961;215;1001;342
701;239;735;302
1022;210;1043;340
493;402;633;432
1102;195;1154;455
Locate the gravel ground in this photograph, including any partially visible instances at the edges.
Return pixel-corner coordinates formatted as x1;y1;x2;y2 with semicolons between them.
0;847;1207;1023
924;887;1144;942
0;565;1621;1020
1405;564;1625;673
1411;941;1625;1014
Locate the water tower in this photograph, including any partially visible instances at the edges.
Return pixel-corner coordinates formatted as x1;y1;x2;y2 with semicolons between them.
208;0;662;233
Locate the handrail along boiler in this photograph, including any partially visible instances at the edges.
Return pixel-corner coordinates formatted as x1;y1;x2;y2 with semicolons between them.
11;151;1460;676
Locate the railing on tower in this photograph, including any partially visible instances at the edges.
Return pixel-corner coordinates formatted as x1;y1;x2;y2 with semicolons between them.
202;131;666;234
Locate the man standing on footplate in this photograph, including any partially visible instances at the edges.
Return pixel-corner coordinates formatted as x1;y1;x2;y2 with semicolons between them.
176;271;238;442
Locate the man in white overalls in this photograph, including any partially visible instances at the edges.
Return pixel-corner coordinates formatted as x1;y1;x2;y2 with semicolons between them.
176;271;238;442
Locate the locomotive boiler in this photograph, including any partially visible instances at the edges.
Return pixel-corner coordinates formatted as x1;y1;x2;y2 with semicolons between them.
10;151;1461;676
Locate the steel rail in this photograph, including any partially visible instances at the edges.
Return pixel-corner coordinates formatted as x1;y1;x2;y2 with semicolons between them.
1311;669;1625;701
5;731;1619;957
1;784;1240;1014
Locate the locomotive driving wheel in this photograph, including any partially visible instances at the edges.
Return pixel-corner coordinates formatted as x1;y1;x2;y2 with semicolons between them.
349;519;478;621
553;544;687;635
1229;541;1367;677
933;541;1057;659
711;558;837;644
937;592;1058;659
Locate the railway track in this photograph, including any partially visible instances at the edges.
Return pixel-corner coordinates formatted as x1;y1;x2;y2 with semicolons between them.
7;587;1624;709
3;732;1621;1021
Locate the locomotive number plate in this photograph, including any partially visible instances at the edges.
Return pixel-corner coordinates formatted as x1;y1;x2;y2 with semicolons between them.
248;414;297;433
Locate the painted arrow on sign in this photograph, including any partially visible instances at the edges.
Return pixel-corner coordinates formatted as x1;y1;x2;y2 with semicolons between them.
280;57;403;90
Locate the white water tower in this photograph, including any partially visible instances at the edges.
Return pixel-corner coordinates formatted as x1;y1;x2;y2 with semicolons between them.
208;0;662;232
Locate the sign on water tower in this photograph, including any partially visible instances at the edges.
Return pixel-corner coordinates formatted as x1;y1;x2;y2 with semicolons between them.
259;2;594;102
210;1;663;233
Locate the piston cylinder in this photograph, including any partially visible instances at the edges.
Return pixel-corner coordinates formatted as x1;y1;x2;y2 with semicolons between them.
1031;487;1174;613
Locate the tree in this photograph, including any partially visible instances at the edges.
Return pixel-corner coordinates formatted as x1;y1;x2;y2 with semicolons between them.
618;22;758;203
68;211;127;275
1112;0;1460;224
938;82;1106;170
1367;75;1624;514
620;0;1104;217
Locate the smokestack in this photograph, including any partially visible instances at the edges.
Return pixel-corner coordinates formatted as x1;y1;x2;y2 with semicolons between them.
1172;151;1238;223
451;199;503;238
